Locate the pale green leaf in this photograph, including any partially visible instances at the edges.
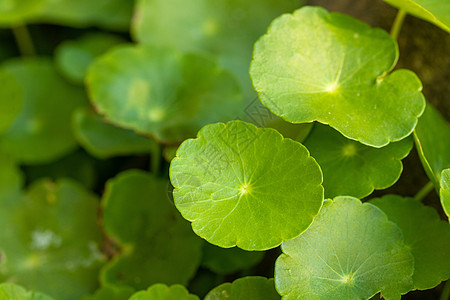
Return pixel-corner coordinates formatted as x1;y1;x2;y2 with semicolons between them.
73;107;157;159
383;0;450;32
371;195;450;290
0;179;105;300
129;284;199;300
275;196;414;300
304;124;412;198
101;170;202;289
170;120;323;250
0;57;87;164
205;277;279;300
441;169;450;220
87;45;242;143
0;283;53;300
250;6;425;147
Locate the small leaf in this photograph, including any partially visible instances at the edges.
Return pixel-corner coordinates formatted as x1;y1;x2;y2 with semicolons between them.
101;170;202;289
170;120;323;250
0;283;54;300
304;124;412;198
129;284;199;300
414;103;450;187
440;169;450;220
87;45;242;143
81;285;135;300
371;195;450;290
250;6;425;147
56;33;125;84
73;107;157;159
201;242;265;275
0;70;22;133
205;277;280;300
383;0;450;32
0;179;105;299
0;57;87;164
275;196;414;300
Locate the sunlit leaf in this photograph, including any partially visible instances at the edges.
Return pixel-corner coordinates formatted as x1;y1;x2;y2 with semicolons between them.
276;196;414;300
73;107;158;159
383;0;450;32
201;242;264;275
101;170;202;289
371;195;450;290
441;169;450;220
129;284;199;300
0;57;87;164
87;45;242;143
0;283;54;300
170;120;323;250
55;33;125;84
304;124;412;198
132;0;300;97
205;277;279;300
0;179;105;300
250;6;425;147
0;69;22;133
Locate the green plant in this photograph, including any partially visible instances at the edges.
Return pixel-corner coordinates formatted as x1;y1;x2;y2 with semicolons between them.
0;0;449;299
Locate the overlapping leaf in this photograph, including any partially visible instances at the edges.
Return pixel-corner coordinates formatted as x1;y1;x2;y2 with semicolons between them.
129;284;199;300
205;277;280;300
56;33;124;84
81;286;134;300
87;45;242;143
132;0;300;97
0;179;105;300
371;195;450;290
0;152;23;197
0;283;53;300
383;0;450;32
0;70;22;133
101;170;202;289
201;243;265;275
0;58;87;164
304;124;412;198
73;107;157;159
441;169;450;219
275;197;414;300
170;120;323;250
250;6;425;147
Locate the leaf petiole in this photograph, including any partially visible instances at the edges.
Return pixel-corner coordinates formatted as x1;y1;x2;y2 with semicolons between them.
11;23;35;56
440;280;450;300
414;181;434;202
390;9;407;40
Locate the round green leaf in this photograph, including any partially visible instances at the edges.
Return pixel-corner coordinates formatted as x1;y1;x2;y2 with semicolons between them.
31;0;133;31
55;33;125;84
414;103;450;187
275;196;414;300
441;169;450;220
371;195;450;290
73;107;158;159
81;285;135;300
0;57;87;164
205;277;280;300
131;0;300;98
101;170;202;289
304;124;412;198
201;242;265;275
0;283;53;300
129;284;199;300
0;0;45;26
170;120;324;250
87;45;242;143
250;6;425;147
0;69;22;133
383;0;450;32
0;179;105;300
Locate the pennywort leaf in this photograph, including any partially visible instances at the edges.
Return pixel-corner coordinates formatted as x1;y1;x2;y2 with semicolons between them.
250;6;425;147
80;285;134;300
129;284;199;300
205;277;280;300
441;169;450;220
170;120;323;250
0;283;54;300
275;196;414;300
0;69;22;134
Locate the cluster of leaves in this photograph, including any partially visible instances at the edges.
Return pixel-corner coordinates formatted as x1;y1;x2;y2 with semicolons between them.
0;0;449;300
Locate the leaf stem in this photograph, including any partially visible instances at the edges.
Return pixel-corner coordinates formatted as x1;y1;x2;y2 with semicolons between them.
440;280;450;300
11;23;35;56
414;181;434;202
390;9;407;40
